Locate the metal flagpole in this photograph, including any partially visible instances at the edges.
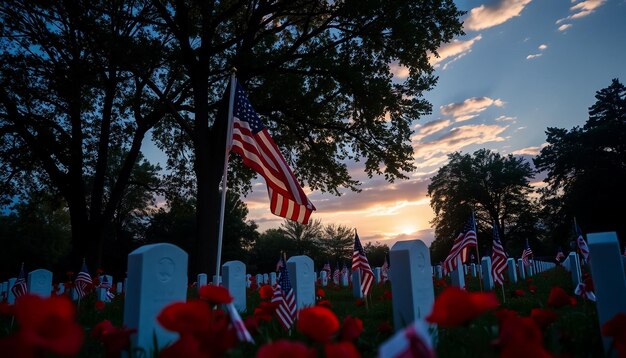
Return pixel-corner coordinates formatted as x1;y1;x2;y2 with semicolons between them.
214;70;237;285
472;210;483;292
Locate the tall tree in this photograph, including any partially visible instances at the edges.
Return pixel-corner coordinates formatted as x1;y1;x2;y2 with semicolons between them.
428;149;537;262
534;78;626;244
320;224;354;264
280;218;323;257
147;0;464;275
0;1;181;268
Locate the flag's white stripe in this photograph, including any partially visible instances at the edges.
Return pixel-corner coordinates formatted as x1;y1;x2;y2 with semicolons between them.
232;141;288;192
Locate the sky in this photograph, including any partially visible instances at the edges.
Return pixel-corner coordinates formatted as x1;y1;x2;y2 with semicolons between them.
146;0;626;248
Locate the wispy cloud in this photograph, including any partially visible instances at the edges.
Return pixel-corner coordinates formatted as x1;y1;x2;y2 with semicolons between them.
389;62;409;80
440;97;505;122
556;0;606;31
429;35;482;69
526;53;542;59
511;143;548;155
414;123;509;160
538;44;548;50
413;119;453;141
465;0;533;31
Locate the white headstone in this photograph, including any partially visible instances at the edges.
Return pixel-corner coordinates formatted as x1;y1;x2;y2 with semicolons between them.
116;282;123;294
450;256;465;288
269;272;277;286
212;275;222;285
463;264;468;275
341;271;349;287
587;232;626;354
526;262;534;277
374;267;382;284
517;259;525;280
389;240;435;332
481;257;494;290
7;278;16;304
123;243;188;354
246;274;251;288
255;274;263;286
197;273;208;291
263;273;269;285
97;275;113;302
435;265;443;279
352;270;363;298
320;270;328;287
471;263;477;278
223;261;246;313
568;252;581;286
287;255;315;310
27;269;53;298
507;258;517;284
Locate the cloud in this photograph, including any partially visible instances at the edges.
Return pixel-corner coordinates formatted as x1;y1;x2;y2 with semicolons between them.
558;23;573;31
495;115;516;122
429;35;482;68
414;123;509;160
511;143;548;156
465;0;533;31
440;97;505;122
526;53;543;59
538;44;548;50
389;62;410;80
413;119;452;141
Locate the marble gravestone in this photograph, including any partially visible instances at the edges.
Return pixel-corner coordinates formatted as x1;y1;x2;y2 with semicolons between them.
123;243;188;354
270;272;277;286
471;263;477;278
481;257;494;290
223;261;246;313
587;232;626;354
97;275;114;302
568;252;582;286
116;282;123;294
517;259;525;280
373;267;382;284
435;265;443;280
255;274;263;286
352;270;363;299
197;273;208;290
27;269;53;298
263;273;269;285
320;270;328;287
450;256;465;288
507;258;517;284
389;240;435;332
246;274;252;288
7;278;16;304
287;255;315;310
212;275;221;285
341;270;349;287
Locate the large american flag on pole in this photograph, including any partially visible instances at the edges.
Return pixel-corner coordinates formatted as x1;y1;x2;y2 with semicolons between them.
352;230;374;296
521;239;533;266
271;256;296;330
74;261;93;299
230;82;316;224
491;222;508;285
575;222;590;262
443;215;478;275
11;263;27;298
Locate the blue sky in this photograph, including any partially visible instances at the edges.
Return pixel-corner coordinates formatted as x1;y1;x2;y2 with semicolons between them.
147;0;626;247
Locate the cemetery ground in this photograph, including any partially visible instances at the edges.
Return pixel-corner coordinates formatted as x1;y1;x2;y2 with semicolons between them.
0;266;606;357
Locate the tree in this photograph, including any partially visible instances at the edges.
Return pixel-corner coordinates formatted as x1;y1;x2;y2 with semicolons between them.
146;0;464;276
428;149;537;262
534;79;626;245
363;241;389;267
280;219;324;257
0;1;178;268
248;228;297;273
319;224;354;264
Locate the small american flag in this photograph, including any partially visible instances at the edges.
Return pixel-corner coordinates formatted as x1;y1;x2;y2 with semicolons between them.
74;261;93;299
99;275;115;300
443;215;478;275
226;302;255;343
333;265;340;285
575;222;589;262
381;256;389;283
230;82;316;224
521;239;533;266
491;222;508;285
271;256;296;330
322;262;331;275
555;247;566;261
11;263;28;298
352;230;374;296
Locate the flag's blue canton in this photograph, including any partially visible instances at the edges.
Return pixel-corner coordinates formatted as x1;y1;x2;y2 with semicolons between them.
278;258;291;292
355;234;365;254
463;215;475;234
234;85;263;134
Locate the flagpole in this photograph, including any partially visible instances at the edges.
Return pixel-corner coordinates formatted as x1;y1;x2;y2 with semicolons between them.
472;210;483;292
215;70;237;285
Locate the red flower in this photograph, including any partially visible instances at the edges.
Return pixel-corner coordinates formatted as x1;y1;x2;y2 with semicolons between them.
317;299;332;308
383;290;392;301
95;300;106;311
158;301;212;335
528;285;537;294
199;285;233;305
340;316;364;341
601;312;626;357
297;306;340;343
316;288;326;298
530;308;558;329
244;316;259;335
257;339;314;358
378;321;393;334
92;320;136;358
513;289;525;297
11;294;84;356
434;278;448;288
355;298;365;307
425;287;499;327
547;287;576;308
254;301;277;322
325;341;361;358
0;302;14;316
259;285;273;300
496;314;551;358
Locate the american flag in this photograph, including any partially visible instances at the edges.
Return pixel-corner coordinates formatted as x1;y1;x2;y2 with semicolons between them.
575;222;590;262
333;265;340;285
226;302;255;343
74;261;93;299
271;256;296;330
381;256;389;283
555;247;566;261
11;263;27;298
230;82;316;224
521;239;533;266
352;230;374;296
491;222;508;285
443;215;478;275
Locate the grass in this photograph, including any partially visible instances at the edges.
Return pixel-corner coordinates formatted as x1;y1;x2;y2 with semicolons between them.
1;266;605;357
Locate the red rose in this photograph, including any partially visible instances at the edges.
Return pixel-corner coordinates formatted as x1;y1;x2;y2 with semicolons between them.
340;316;364;341
254;301;277;322
325;341;361;358
530;308;557;329
95;300;106;311
496;314;551;358
317;288;326;298
259;285;273;300
547;287;576;308
157;301;212;335
355;298;365;307
257;339;314;358
513;289;525;297
297;306;340;343
601;312;626;357
425;287;499;327
199;285;233;305
317;299;332;308
92;320;136;357
528;285;537;294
